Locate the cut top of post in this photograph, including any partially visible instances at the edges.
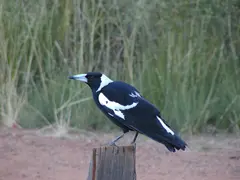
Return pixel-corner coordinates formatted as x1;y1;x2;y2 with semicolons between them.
87;145;136;180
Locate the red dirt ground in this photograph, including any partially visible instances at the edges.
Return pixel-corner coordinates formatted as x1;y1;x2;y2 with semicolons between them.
0;127;240;180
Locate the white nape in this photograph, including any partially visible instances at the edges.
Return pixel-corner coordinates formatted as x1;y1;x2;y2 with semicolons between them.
98;92;138;120
156;116;174;135
96;74;113;92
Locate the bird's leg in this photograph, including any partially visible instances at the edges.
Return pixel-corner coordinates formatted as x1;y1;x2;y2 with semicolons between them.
108;133;125;146
131;132;139;144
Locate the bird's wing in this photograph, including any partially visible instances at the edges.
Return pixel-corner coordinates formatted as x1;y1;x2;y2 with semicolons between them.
100;81;141;105
99;81;186;151
97;81;142;121
98;81;167;130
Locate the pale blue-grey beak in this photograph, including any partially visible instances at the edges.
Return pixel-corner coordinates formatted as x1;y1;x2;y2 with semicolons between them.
68;74;88;83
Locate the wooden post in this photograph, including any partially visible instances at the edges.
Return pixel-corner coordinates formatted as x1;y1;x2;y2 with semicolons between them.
87;145;136;180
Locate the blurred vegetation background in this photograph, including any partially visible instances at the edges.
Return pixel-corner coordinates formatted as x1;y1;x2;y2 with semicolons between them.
0;0;239;135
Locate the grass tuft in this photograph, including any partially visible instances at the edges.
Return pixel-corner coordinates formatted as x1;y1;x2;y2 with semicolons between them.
0;0;240;135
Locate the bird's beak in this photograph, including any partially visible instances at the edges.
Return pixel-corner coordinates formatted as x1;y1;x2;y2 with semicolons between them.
68;74;88;83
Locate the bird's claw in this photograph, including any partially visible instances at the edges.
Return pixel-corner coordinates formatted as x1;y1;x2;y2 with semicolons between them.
130;141;136;145
108;141;118;147
101;141;118;147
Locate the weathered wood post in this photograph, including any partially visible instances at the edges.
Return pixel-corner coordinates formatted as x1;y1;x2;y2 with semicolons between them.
87;145;136;180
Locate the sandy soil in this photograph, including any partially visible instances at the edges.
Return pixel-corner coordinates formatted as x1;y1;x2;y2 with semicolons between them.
0;127;240;180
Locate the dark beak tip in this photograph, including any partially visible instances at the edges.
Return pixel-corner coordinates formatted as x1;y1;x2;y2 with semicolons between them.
68;76;74;80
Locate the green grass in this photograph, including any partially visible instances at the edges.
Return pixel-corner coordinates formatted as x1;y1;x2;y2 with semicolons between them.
0;0;239;135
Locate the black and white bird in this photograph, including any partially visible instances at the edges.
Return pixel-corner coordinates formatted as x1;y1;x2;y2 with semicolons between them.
69;72;187;152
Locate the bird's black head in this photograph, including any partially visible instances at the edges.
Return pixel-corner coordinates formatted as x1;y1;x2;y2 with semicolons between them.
69;72;113;92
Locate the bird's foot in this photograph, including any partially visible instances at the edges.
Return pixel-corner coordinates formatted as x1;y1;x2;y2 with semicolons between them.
130;141;136;150
108;141;118;147
101;141;118;147
130;141;136;145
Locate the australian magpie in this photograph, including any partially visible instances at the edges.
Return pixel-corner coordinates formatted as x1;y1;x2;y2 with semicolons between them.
69;72;187;152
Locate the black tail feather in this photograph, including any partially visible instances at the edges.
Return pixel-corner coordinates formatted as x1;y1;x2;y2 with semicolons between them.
161;135;187;152
146;132;187;152
163;140;187;152
153;116;187;152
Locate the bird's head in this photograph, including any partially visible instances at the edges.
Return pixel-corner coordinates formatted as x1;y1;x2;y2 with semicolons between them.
69;72;113;92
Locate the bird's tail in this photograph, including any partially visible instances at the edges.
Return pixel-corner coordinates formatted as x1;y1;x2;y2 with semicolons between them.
147;131;187;152
157;133;187;152
148;116;187;152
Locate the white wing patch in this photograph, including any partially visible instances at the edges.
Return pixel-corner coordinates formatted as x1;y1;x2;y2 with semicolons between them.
96;74;113;92
129;91;141;98
98;93;138;120
156;116;174;135
114;110;125;119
